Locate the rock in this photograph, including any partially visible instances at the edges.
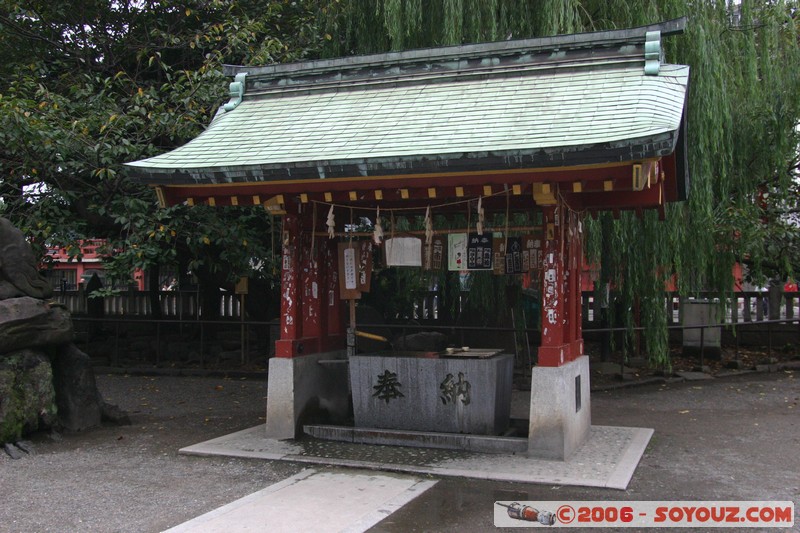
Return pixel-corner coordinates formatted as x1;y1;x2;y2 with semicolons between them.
14;440;34;454
0;218;125;443
0;297;73;355
0;281;25;300
755;363;780;373
0;350;57;444
99;401;131;426
392;331;449;352
51;344;102;432
726;360;745;370
0;217;53;300
4;442;23;459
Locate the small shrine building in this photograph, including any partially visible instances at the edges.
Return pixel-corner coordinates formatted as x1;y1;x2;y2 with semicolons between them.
126;19;690;460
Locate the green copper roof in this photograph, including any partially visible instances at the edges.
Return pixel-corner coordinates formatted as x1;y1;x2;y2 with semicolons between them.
126;19;689;186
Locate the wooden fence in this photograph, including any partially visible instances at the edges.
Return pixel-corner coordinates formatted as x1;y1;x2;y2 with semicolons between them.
581;291;799;325
57;289;241;319
58;288;799;326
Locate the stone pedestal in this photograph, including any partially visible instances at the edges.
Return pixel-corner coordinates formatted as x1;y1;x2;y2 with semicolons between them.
528;355;591;460
682;299;721;358
265;350;350;439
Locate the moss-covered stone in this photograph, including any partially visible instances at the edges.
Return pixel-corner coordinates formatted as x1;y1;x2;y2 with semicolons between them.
0;350;57;444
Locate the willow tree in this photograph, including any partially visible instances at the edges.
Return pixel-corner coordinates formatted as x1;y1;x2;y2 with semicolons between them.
318;0;800;366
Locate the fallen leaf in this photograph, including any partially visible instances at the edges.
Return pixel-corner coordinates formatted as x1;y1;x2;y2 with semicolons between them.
678;410;690;414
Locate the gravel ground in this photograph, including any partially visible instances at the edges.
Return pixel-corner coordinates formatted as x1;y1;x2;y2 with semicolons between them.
0;374;303;533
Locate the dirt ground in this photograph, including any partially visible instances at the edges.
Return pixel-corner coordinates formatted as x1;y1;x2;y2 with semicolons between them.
1;364;798;532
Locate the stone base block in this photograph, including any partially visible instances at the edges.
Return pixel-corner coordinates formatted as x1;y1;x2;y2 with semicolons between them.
349;353;513;435
265;351;350;439
528;355;591;460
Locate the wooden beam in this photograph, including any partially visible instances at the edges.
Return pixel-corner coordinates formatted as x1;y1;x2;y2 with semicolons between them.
532;183;556;205
314;225;543;238
154;187;167;208
264;195;286;215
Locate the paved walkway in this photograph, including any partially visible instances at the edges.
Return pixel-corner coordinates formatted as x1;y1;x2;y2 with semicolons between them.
164;469;436;533
170;424;650;531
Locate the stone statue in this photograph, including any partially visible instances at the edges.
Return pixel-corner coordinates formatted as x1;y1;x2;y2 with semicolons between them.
0;217;127;452
0;217;53;300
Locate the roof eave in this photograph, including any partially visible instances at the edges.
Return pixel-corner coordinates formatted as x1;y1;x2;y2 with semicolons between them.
126;131;679;186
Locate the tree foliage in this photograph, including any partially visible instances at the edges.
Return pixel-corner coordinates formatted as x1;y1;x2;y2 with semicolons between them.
0;0;320;307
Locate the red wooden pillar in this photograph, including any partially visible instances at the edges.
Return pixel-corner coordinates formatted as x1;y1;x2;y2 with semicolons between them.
566;208;584;360
538;203;574;367
276;212;302;357
275;207;345;357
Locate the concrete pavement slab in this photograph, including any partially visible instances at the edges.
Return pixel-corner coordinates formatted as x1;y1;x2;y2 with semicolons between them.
179;424;652;490
163;468;436;533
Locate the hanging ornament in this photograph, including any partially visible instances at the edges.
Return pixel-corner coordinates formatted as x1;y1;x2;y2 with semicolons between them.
476;196;485;235
424;205;433;245
373;207;384;245
326;204;335;239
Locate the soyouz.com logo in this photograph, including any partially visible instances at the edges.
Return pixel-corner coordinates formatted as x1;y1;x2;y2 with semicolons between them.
493;501;794;528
